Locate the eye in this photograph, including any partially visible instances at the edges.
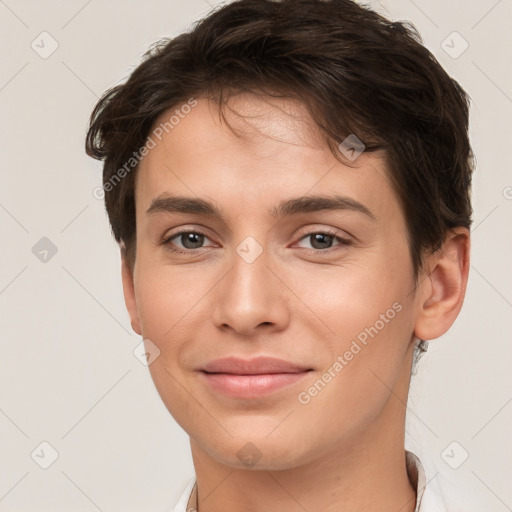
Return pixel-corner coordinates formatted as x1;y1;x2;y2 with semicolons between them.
296;230;352;252
162;229;215;253
162;228;352;255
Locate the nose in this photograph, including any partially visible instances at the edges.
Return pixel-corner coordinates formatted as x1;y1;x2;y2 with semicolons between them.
211;245;290;337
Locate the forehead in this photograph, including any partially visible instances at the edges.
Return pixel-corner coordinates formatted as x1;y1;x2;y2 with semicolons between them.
135;94;399;224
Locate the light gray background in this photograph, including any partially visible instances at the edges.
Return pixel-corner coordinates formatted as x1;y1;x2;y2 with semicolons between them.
0;0;511;510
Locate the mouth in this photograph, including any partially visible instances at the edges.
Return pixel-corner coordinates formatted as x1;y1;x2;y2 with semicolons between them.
198;356;314;398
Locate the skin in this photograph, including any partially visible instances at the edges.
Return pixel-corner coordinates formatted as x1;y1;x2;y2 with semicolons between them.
121;93;470;512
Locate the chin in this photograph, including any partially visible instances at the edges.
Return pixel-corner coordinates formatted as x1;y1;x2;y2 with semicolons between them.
195;431;317;471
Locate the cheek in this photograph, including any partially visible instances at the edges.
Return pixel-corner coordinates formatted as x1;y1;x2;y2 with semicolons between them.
301;271;413;376
133;263;210;356
289;299;414;454
132;264;211;428
285;251;415;412
283;252;412;342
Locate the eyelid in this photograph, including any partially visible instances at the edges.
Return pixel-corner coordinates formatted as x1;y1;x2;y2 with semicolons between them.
293;223;352;242
161;223;212;240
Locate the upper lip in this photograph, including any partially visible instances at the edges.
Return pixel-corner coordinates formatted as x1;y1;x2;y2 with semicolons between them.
200;356;312;375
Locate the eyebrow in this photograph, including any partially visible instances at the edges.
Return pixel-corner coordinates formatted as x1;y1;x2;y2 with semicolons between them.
147;194;376;221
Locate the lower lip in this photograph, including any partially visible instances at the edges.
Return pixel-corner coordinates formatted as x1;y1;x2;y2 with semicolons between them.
200;371;311;398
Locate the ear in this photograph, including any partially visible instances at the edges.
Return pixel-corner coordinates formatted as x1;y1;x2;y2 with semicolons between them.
414;228;470;341
121;246;142;336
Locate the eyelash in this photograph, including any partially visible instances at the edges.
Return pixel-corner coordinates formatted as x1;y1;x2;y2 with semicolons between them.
162;228;352;255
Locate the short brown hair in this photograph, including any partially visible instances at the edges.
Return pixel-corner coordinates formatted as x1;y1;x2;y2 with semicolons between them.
85;0;473;279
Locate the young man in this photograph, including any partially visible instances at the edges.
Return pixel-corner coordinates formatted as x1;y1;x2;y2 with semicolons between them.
86;0;473;510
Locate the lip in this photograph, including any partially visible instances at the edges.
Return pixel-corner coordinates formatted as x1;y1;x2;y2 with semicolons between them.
198;356;313;398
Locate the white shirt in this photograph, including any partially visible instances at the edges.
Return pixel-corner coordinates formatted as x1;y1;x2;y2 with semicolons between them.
171;450;448;512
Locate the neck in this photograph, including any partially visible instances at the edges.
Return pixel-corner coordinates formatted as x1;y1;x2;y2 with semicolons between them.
189;402;416;512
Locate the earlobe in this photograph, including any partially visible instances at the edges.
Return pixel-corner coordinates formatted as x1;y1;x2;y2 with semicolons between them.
121;248;142;336
414;229;470;341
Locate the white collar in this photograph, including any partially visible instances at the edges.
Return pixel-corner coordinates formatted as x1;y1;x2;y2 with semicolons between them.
172;450;446;512
406;450;427;512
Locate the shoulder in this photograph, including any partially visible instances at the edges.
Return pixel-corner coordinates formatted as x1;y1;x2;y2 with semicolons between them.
410;449;486;512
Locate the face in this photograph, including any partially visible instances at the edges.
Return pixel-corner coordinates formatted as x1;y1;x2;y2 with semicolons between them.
124;93;424;470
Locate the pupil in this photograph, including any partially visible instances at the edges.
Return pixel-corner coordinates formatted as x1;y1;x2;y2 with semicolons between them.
311;233;332;249
183;233;203;249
